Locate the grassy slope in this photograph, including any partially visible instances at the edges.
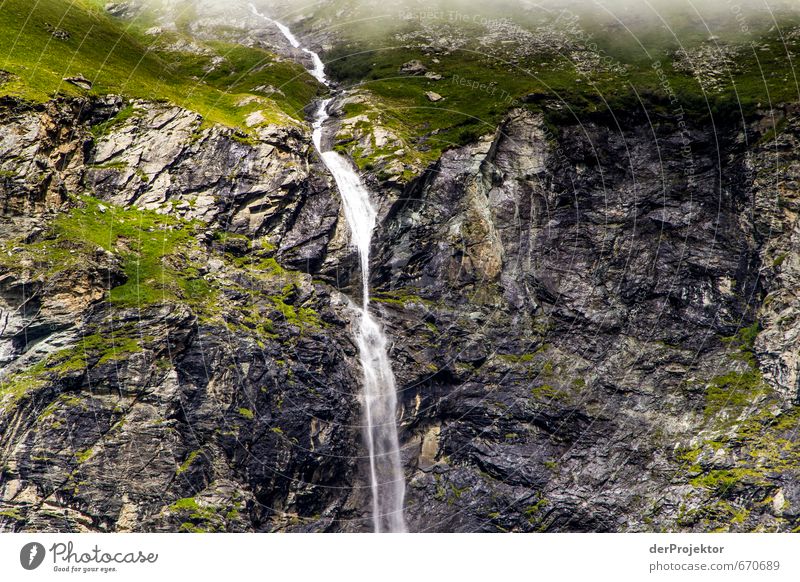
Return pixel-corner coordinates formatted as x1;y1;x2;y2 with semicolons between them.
0;0;323;128
314;1;800;172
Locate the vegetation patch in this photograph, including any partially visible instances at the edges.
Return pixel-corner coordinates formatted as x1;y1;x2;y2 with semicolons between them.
90;104;139;137
176;450;203;475
43;195;213;307
169;496;242;533
372;288;430;307
703;369;766;420
320;5;800;180
0;0;322;129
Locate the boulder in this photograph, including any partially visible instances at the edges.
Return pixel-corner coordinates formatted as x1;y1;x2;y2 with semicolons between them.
400;60;427;75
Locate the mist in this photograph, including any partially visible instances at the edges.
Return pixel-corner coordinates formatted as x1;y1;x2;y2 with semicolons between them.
141;0;800;46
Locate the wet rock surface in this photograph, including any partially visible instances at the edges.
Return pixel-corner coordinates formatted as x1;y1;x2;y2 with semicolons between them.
1;93;800;533
0;96;370;532
371;105;800;532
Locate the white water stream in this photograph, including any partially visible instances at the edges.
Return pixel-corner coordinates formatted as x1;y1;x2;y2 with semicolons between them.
249;4;407;533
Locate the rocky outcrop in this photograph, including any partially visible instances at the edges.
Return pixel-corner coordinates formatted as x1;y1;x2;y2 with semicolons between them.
0;96;371;532
369;104;800;532
2;91;800;533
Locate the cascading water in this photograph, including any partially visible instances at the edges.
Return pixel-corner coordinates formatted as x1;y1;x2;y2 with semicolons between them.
249;4;407;533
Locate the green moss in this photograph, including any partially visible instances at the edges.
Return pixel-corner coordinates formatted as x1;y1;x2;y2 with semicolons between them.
235;305;277;339
675;446;701;465
690;469;748;495
524;498;548;517
51;330;145;372
0;368;46;414
176;450;202;475
231;132;259;146
95;336;144;365
178;522;209;533
677;365;800;526
721;322;760;366
372;288;430;307
233;256;284;276
433;485;448;502
2;326;149;416
270;296;321;329
498;344;550;365
225;508;240;520
237;407;254;420
227;280;323;332
530;383;567;402
0;508;23;520
74;448;93;464
170;497;201;512
772;253;789;268
41;394;85;419
523;496;549;526
90;105;138;137
448;483;468;503
499;353;535;364
213;230;251;245
677;499;750;530
155;358;173;371
8;194;218;308
89;160;129;171
704;369;765;420
170;496;242;532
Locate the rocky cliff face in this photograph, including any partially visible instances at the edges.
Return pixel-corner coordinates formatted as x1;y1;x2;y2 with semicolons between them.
0;96;371;532
1;91;800;532
370;105;792;532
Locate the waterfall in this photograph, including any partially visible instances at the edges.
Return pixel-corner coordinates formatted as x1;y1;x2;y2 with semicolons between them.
249;4;407;533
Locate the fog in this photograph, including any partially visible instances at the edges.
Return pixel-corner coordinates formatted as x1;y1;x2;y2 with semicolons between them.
140;0;800;44
149;0;799;18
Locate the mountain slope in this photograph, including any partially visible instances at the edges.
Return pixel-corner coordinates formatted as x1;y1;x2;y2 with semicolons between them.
2;0;800;533
0;0;322;127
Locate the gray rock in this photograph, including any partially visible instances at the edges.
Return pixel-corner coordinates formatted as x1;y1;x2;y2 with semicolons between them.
63;75;92;90
400;60;427;75
1;91;800;534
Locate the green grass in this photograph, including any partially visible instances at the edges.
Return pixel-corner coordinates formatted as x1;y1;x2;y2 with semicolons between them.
52;196;211;306
90;104;138;137
321;4;800;178
2;194;325;346
676;400;800;531
673;316;800;526
372;288;430;306
169;495;242;533
0;194;218;307
0;0;322;128
329;48;535;173
0;508;24;520
702;322;766;419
